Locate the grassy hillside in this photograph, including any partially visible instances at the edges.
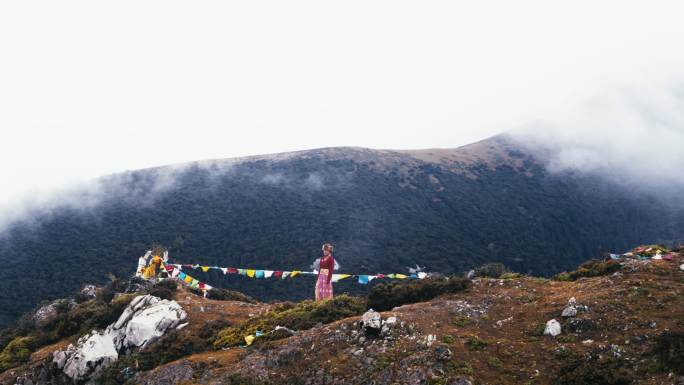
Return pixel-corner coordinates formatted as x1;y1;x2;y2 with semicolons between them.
0;137;682;327
2;249;684;384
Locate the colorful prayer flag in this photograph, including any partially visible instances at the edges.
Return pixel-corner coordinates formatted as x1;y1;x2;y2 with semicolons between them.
332;274;351;282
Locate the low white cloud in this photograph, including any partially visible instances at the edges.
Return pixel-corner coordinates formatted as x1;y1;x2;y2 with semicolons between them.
510;79;684;199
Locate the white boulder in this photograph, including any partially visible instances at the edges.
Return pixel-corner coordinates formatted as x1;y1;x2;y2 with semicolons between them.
544;319;562;336
57;331;119;382
362;309;382;331
53;295;186;381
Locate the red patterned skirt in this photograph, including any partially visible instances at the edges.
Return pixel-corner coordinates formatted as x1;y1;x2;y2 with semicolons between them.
315;268;333;301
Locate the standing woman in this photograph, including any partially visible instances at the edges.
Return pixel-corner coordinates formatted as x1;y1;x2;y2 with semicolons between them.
315;243;335;301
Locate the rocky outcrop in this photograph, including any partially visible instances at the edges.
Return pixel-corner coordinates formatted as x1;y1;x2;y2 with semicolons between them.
52;295;186;382
32;299;76;328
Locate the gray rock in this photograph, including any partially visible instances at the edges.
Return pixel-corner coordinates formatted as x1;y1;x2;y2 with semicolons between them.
361;309;382;334
79;284;98;300
32;299;76;328
434;345;452;361
448;378;473;385
53;294;186;382
561;305;578;318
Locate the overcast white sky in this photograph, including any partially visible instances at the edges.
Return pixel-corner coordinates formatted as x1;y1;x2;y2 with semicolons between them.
1;1;684;209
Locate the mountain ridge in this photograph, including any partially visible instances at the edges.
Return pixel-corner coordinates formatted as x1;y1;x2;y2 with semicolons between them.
0;134;682;328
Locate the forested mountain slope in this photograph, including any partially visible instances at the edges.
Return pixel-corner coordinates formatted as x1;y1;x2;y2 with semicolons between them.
0;135;681;327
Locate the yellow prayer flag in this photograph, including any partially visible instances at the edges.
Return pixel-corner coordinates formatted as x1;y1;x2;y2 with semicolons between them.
245;335;255;346
395;274;408;279
291;270;300;278
184;275;193;283
247;269;256;278
201;266;210;272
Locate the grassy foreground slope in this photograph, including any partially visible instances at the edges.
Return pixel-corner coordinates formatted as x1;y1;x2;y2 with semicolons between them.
2;249;684;384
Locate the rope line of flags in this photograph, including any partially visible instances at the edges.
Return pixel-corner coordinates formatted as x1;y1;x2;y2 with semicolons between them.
160;261;428;292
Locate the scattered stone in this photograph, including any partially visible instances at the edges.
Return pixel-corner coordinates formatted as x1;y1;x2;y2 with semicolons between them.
425;334;437;346
33;299;76;328
361;309;382;336
544;319;561;336
434;344;452;361
496;317;513;328
448;377;473;385
561;305;578;318
79;284;98;300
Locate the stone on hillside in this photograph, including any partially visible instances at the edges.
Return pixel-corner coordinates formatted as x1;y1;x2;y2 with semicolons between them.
434;344;452;361
53;294;186;382
79;284;98;300
449;378;473;385
33;299;76;328
561;305;577;318
381;316;398;336
544;319;561;336
361;309;382;334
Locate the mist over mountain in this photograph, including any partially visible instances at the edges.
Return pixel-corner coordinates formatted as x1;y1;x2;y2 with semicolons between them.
0;134;682;327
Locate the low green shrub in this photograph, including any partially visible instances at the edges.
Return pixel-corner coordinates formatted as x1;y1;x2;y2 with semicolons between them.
654;331;684;375
147;280;178;300
464;336;487;350
0;336;34;371
475;263;507;278
500;272;521;280
367;276;469;312
188;287;256;303
553;354;632;385
452;316;474;327
213;294;366;348
554;260;621;281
